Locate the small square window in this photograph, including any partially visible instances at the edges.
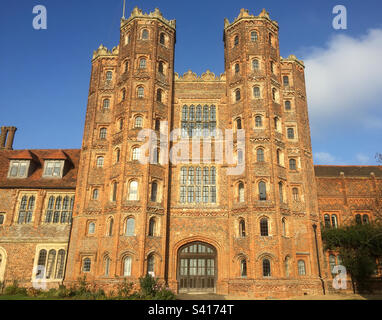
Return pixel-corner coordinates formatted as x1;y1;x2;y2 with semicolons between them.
8;160;30;178
43;160;64;178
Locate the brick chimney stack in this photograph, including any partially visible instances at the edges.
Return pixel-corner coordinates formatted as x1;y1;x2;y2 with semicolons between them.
0;126;17;150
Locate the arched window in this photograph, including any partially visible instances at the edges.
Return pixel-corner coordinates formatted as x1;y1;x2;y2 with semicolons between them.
285;100;291;111
292;188;299;201
355;214;362;225
289;159;297;170
270;61;274;74
256;148;264;162
324;214;331;228
329;254;336;274
99;128;107;139
88;222;95;235
274;117;280;131
263;259;271;277
282;218;287;236
112;182;118;202
239;219;246;237
151;182;158;202
115;148;120;163
182;106;188;121
103;99;110;111
235;89;241;102
123;256;132;276
156;89;163;102
137;86;144;98
36;249;47;278
260;218;269;236
124;34;130;45
268;33;273;46
279;182;284;203
106;71;113;81
147;254;155;275
139;58;147;69
83;258;91;272
92;189;99;200
108;218;114;236
155;118;161;132
134;116;143;128
298;260;306;275
252;59;259;70
126;218;135;236
121;88;126;101
158;61;164;74
46;249;56;279
287;128;295;139
241;259;247;277
276;149;281;165
55;249;66;279
272;88;277;101
118;118;123;131
104;256;111;276
124;61;129;73
234;35;239;46
235;63;240;74
148;218;156;236
251;31;258;42
129;181;139;201
255;115;262;127
259;181;267;201
283;76;290;86
141;29;149;40
238;182;244;203
331;214;338;228
132;147;140;161
253;86;260;98
159;33;165;45
363;214;370;224
236;118;242;130
96;156;104;168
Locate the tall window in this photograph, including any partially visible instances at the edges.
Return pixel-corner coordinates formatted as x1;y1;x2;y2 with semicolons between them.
180;166;216;204
139;58;147;69
137;86;144;98
104;256;111;276
292;188;299;201
147;254;155;275
135;116;143;128
255;115;262;127
158;61;164;74
123;256;132;276
285;100;291;111
253;86;260;98
132;147;140;161
36;249;66;280
268;33;273;46
234;63;240;74
324;214;331;228
115;148;120;163
272;88;277;101
283;76;290;86
96;156;104;168
129;181;139;201
251;31;258;42
141;29;149;40
83;258;91;272
125;218;135;236
106;71;113;81
44;250;56;279
55;249;66;279
124;61;129;73
263;259;271;277
234;35;239;46
112;182;118;202
235;89;241;102
156;89;163;102
287;128;295;139
181;105;216;138
88;222;95;235
276;149;281;165
0;214;4;225
363;214;370;224
239;219;246;237
282;218;287;237
148;218;156;236
107;218;113;236
102;99;110;111
260;218;269;236
289;159;297;170
355;214;362;225
258;181;267;201
238;182;244;203
252;59;259;70
99;128;107;139
241;259;247;277
298;260;306;275
151;182;158;202
18;195;35;224
92;189;99;200
256;148;265;162
329;255;336;274
45;195;74;224
121;88;126;101
159;33;165;45
331;214;338;228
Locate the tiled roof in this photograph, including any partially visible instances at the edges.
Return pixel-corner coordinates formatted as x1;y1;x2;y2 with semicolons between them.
0;149;81;189
314;165;382;178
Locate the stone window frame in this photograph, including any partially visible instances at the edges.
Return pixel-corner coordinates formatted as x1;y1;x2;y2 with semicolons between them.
43;193;74;224
8;160;30;179
86;220;96;236
249;29;259;42
43;160;65;178
15;192;37;224
180;104;217;139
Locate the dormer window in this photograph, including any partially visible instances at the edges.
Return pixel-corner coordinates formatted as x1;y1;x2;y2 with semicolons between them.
43;160;64;178
8;160;30;178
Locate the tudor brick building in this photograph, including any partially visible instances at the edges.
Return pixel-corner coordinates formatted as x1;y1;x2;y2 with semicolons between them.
0;8;381;298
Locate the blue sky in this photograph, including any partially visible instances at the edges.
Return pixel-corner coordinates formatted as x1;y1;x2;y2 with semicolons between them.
1;0;381;165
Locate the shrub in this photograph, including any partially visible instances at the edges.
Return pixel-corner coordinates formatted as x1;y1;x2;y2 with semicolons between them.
139;274;157;297
4;281;27;296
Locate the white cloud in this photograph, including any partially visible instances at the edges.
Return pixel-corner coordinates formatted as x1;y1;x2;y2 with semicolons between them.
314;152;338;164
303;29;382;136
355;153;370;164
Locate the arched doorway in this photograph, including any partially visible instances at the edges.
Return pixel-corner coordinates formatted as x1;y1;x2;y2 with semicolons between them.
177;242;217;293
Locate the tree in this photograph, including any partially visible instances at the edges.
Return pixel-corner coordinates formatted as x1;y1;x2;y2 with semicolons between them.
321;222;382;293
376;153;382;164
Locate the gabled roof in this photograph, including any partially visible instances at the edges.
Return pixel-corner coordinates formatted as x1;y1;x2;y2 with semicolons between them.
314;165;382;178
0;149;81;189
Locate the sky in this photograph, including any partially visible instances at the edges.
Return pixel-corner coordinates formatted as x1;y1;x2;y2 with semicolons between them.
0;0;381;165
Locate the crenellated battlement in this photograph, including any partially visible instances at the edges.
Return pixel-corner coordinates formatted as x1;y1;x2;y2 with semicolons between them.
92;44;119;60
121;7;176;29
281;54;305;68
224;8;278;30
174;70;226;82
